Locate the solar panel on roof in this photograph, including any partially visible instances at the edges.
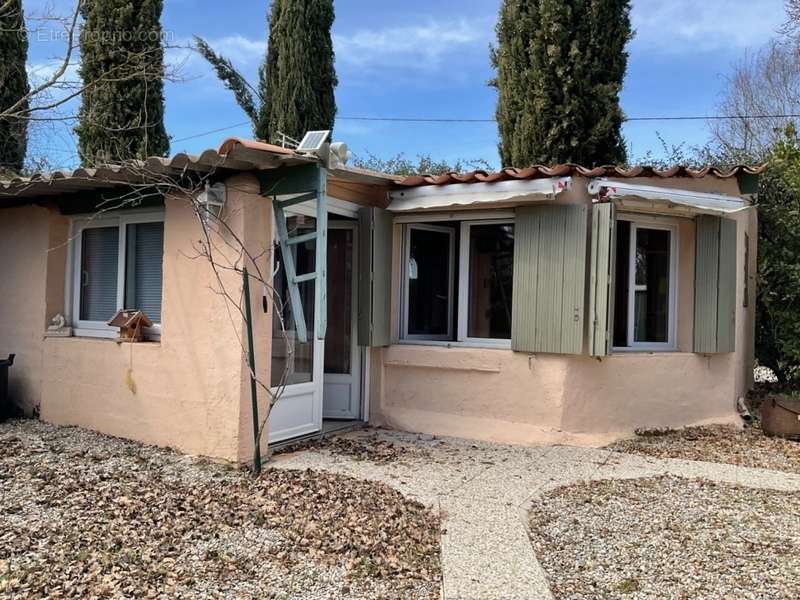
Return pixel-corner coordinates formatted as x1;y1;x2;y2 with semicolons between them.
297;130;331;153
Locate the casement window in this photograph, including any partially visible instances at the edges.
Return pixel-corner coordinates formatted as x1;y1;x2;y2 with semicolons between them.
402;224;456;341
612;216;678;351
361;204;738;356
459;221;515;342
71;212;165;338
400;218;515;346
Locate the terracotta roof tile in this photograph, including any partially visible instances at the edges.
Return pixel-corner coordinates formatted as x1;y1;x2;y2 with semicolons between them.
396;164;767;187
217;137;295;156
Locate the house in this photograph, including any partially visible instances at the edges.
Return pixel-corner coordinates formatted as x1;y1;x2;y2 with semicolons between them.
0;137;763;461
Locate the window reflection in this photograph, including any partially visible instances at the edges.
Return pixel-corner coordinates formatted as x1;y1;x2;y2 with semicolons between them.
633;228;671;343
407;226;454;338
468;224;514;339
271;215;316;387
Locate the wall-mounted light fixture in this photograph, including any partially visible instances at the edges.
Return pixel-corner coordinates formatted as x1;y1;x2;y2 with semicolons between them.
196;182;226;224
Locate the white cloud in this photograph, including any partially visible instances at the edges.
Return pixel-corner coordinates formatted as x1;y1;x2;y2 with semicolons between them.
202;35;265;65
27;60;80;83
631;0;785;54
333;18;493;70
178;19;493;84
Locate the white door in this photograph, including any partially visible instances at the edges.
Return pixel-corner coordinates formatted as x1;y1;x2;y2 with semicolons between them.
269;212;325;442
323;223;361;419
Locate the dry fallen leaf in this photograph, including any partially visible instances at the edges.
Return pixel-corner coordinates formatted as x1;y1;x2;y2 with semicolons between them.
0;420;442;600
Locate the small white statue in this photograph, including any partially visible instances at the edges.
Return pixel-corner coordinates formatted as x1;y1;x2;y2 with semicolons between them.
46;313;72;337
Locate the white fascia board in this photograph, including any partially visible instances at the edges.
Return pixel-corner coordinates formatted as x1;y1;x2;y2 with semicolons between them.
387;177;572;212
588;178;748;215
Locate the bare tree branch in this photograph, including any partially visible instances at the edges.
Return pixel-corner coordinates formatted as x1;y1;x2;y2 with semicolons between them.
2;1;83;119
709;40;800;162
36;163;298;472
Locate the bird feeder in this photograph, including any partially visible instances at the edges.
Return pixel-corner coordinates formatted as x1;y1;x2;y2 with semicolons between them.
107;310;153;342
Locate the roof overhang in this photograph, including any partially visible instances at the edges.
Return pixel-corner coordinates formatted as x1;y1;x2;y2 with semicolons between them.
387;177;572;212
588;178;750;216
0;140;396;203
0;148;312;201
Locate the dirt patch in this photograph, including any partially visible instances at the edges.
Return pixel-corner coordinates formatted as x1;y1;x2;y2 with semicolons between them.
0;420;441;599
529;476;800;599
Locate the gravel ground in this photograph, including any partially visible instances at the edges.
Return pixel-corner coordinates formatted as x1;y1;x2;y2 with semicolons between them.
609;423;800;475
529;476;800;599
0;420;441;599
275;432;434;465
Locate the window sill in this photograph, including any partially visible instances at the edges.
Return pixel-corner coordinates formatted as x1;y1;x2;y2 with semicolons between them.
45;333;161;346
612;346;677;354
385;344;503;372
397;338;512;350
608;350;697;357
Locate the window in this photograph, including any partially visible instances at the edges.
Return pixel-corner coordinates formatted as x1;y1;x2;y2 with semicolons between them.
324;226;354;375
72;212;164;337
613;216;677;350
271;214;317;386
403;224;455;340
401;219;514;345
461;222;514;341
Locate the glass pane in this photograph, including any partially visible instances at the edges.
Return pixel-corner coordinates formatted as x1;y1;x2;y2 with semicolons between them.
633;228;671;343
125;222;164;323
467;224;514;339
407;227;453;337
613;220;631;347
80;226;119;322
271;215;316;387
324;228;353;375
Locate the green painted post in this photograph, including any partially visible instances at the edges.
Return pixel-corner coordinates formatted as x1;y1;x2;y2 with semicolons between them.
242;267;262;475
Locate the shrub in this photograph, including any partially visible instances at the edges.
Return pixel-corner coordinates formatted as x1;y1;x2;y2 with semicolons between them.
756;125;800;382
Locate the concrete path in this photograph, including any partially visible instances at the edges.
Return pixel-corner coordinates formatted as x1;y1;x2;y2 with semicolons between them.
270;431;800;600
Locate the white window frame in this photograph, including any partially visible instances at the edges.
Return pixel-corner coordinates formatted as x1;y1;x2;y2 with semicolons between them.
457;220;514;348
401;223;456;341
613;214;679;352
68;209;165;339
399;211;515;348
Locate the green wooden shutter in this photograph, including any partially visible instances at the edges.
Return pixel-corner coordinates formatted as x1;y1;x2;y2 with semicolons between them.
589;203;616;356
694;215;737;353
511;204;589;354
358;207;393;347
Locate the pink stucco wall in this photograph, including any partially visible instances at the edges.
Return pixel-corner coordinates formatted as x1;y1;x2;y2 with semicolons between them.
0;171;759;457
40;184;248;460
0;206;52;415
369;177;757;447
370;347;742;446
0;174;272;462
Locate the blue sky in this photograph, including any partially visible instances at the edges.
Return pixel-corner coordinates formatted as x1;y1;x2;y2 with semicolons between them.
25;0;787;169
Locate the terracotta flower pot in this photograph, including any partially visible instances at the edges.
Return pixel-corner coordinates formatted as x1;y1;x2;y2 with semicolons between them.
761;396;800;440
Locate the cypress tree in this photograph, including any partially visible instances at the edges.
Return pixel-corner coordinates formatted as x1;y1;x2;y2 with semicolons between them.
257;0;337;143
195;0;337;144
194;36;260;126
0;0;30;174
492;0;631;167
76;0;169;164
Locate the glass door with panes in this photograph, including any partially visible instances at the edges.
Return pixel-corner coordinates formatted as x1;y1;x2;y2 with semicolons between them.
269;213;324;442
323;222;361;419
